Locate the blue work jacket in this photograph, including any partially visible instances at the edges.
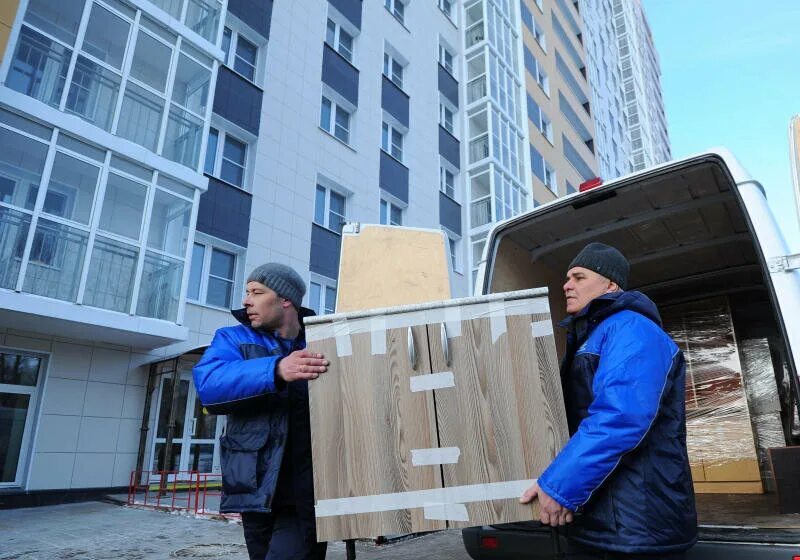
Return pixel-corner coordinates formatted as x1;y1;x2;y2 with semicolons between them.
192;307;317;535
538;291;697;553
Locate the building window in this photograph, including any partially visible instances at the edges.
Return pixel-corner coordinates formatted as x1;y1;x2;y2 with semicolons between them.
309;279;337;315
314;185;347;234
541;113;553;143
381;121;403;162
446;234;461;272
544;163;556;193
325;18;354;62
439;100;455;134
439;43;454;75
535;66;550;96
188;242;237;308
204;127;248;188
221;26;259;82
438;0;454;20
320;96;351;144
440;164;456;199
383;52;404;89
384;0;406;24
380;198;403;226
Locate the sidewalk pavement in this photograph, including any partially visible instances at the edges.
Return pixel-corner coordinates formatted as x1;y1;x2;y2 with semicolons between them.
0;500;473;559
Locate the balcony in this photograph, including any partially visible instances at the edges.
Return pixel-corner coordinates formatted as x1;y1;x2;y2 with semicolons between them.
466;22;485;48
469;134;490;163
470;197;492;228
467;76;487;104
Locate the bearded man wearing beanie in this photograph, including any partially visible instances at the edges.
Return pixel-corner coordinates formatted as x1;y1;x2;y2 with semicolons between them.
521;243;697;558
193;263;329;560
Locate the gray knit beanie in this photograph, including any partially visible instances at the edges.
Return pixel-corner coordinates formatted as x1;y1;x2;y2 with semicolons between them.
568;242;629;290
247;263;306;309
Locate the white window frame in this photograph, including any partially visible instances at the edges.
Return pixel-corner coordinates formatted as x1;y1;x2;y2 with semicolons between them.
439;97;456;135
384;0;406;24
381;120;405;162
543;162;557;193
309;274;338;315
438;42;455;75
314;184;348;234
0;347;47;490
221;24;262;84
204;122;252;190
379;195;404;226
438;0;454;21
443;229;461;274
325;16;355;63
320;94;353;145
383;51;405;90
439;160;457;201
536;65;550;97
187;236;244;311
540;113;553;144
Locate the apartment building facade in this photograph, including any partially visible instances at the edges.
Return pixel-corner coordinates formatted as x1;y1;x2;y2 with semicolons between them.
611;0;669;171
0;0;480;498
791;115;800;225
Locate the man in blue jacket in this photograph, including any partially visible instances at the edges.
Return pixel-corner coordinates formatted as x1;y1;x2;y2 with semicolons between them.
193;263;329;560
520;243;697;558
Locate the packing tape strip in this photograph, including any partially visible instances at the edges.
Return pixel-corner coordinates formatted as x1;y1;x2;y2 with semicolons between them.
444;305;462;338
333;321;352;357
423;502;469;522
531;319;554;338
409;371;455;392
411;447;461;466
306;298;551;343
315;479;535;517
370;316;387;355
489;299;506;343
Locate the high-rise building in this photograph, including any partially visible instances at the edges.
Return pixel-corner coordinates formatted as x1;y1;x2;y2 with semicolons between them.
0;0;486;497
790;115;800;224
519;0;599;209
611;0;670;171
578;0;630;180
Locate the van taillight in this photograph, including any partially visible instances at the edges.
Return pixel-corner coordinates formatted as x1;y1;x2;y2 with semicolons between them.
579;177;603;192
480;536;500;549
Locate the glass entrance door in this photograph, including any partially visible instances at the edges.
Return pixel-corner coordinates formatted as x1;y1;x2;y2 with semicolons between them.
151;373;222;478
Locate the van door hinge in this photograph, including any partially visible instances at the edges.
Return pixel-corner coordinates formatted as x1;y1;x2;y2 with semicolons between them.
768;253;800;273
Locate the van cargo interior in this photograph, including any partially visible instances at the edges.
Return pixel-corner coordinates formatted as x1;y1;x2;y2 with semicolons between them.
486;156;799;456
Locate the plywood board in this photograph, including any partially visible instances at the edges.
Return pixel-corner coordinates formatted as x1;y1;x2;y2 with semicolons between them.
307;325;445;541
306;289;567;540
693;481;764;494
335;225;451;312
427;311;568;528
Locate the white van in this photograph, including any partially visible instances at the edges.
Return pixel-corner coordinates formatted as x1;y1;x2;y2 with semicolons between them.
463;151;800;558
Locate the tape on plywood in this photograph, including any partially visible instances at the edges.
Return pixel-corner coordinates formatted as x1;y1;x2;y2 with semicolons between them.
531;320;554;338
411;447;460;466
409;371;455;392
315;479;535;517
423;502;469;522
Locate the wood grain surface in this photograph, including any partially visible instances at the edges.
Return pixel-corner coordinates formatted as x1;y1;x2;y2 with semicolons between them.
307;294;568;539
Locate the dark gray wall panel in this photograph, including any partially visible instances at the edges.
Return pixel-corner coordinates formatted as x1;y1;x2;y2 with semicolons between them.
439;126;460;169
196;176;252;247
322;44;359;106
227;0;273;39
439;191;462;236
329;0;362;29
310;224;341;279
381;76;409;128
438;64;459;107
379;150;409;203
213;67;263;135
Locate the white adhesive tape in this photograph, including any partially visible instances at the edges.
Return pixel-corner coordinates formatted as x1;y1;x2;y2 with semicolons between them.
423;502;469;522
305;323;333;343
315;479;535;517
444;306;462;338
411;447;460;466
409;371;455;392
370;316;387;355
531;320;554;338
489;299;506;343
333;321;352;357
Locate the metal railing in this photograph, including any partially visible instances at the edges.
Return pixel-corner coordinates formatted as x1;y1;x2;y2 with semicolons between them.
127;470;236;519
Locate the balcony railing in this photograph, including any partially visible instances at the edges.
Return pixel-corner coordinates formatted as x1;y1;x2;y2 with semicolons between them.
466;22;485;48
467;76;487;104
469;134;490;163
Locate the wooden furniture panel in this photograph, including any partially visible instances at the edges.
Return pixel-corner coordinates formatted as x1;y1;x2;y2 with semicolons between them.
308;325;445;540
